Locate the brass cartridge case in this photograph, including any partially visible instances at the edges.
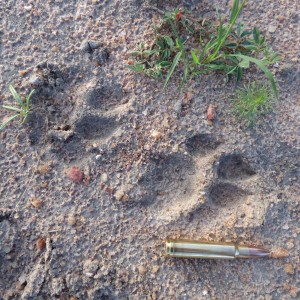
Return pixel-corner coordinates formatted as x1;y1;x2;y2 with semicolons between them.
165;238;271;259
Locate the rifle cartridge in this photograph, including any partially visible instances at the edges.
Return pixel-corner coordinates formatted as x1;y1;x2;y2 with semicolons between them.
165;238;271;259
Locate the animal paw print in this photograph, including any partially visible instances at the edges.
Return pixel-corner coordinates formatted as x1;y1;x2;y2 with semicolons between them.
137;133;221;221
206;153;265;227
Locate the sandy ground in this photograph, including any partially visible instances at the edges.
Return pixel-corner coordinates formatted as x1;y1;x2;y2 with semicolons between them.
0;0;299;299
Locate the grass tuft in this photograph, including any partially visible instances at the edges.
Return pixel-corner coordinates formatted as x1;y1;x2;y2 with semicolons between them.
0;85;35;131
232;82;275;125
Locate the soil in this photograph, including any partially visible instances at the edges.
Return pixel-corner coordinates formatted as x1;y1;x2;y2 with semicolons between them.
0;0;299;299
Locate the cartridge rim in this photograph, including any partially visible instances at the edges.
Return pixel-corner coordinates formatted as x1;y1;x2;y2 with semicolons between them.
165;238;173;256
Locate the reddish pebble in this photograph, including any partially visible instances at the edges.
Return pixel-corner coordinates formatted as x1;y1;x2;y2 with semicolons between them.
36;238;46;251
66;166;84;183
207;104;216;121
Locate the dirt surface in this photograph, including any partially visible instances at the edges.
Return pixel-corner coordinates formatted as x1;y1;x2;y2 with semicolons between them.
0;0;299;299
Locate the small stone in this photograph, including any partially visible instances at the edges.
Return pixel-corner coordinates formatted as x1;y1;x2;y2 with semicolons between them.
24;5;32;11
151;130;161;139
36;238;46;251
18;70;27;76
37;164;50;174
137;265;147;275
207;104;216;121
16;279;26;291
66;166;84;183
268;25;277;33
30;197;43;209
284;264;294;274
68;215;76;226
114;190;125;201
152;265;159;273
52;46;59;52
100;173;108;183
282;224;289;230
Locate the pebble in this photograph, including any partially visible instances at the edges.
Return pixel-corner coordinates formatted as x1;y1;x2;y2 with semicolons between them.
66;166;84;183
30;197;43;209
24;5;32;11
268;25;277;33
68;215;76;226
137;265;147;274
52;46;59;52
36;238;46;251
151;130;161;139
101;173;108;183
207;104;216;121
18;70;27;76
37;164;50;175
114;190;125;201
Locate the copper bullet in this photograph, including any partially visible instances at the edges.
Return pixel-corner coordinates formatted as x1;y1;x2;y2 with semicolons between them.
165;238;272;259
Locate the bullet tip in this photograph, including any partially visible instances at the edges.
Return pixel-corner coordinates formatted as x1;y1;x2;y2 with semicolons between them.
248;247;271;257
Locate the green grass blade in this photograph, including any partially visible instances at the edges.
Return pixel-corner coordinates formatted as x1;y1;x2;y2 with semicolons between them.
9;85;25;110
0;114;19;131
230;54;278;97
26;89;35;109
207;0;245;62
191;49;199;64
230;0;240;24
2;105;23;112
163;51;182;89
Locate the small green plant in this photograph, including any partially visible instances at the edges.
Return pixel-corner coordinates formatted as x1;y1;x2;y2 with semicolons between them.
0;85;35;131
232;82;275;125
127;0;280;96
